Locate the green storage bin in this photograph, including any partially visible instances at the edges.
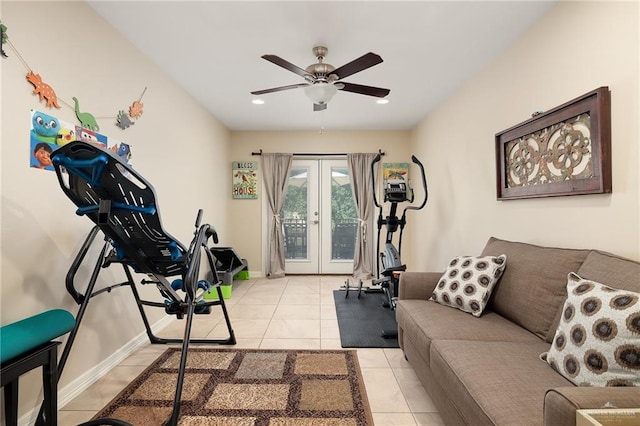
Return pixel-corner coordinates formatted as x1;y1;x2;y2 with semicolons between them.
234;270;250;280
209;247;249;285
204;285;232;300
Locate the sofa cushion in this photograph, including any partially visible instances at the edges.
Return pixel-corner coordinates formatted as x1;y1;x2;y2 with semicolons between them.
396;299;540;366
481;237;590;341
577;250;640;291
430;254;507;317
430;339;573;426
545;273;640;387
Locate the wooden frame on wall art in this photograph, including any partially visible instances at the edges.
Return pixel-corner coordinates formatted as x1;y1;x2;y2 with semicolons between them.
495;87;611;200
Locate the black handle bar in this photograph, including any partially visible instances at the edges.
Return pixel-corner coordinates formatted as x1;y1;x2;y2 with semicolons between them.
403;155;428;213
371;153;383;208
397;155;428;259
65;226;104;304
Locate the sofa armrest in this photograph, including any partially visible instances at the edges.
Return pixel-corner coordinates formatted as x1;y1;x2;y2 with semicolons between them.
398;272;442;300
544;386;640;426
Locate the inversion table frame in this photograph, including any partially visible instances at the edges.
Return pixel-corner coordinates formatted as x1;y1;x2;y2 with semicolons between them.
40;141;236;426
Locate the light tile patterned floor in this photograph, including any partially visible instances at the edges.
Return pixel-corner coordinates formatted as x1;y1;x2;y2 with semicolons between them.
59;275;444;426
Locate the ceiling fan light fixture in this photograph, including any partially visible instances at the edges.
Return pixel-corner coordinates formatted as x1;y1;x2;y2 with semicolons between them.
304;82;337;104
252;47;389;112
376;99;389;105
252;99;265;105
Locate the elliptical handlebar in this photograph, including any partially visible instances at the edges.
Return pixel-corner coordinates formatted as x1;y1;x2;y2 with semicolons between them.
403;155;428;213
398;155;428;258
371;153;383;209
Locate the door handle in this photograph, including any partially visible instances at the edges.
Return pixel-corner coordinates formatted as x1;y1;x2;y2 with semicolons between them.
312;220;319;225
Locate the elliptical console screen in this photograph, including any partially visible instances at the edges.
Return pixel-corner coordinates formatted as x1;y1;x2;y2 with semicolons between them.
385;181;408;202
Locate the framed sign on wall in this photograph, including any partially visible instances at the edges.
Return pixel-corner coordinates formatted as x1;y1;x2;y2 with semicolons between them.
495;87;611;200
232;161;258;199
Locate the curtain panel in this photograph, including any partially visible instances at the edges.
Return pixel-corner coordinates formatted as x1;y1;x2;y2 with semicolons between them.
347;153;378;279
260;153;293;278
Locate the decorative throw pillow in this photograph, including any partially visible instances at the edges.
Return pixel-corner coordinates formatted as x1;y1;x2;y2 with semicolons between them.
430;254;507;317
545;273;640;387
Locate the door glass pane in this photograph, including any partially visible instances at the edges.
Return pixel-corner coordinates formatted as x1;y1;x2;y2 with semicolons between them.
330;166;357;260
282;166;308;260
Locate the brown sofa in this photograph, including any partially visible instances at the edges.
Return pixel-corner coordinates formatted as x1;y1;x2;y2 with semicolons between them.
396;237;640;426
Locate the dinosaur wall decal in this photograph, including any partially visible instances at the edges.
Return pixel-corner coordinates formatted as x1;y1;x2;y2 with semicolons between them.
116;110;135;130
27;72;61;109
72;96;99;131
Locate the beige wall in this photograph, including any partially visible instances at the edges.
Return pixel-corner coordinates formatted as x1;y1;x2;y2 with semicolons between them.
410;0;639;270
2;0;639;422
1;1;230;418
228;130;414;274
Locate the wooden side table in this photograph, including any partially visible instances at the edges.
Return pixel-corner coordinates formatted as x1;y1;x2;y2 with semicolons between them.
576;408;640;426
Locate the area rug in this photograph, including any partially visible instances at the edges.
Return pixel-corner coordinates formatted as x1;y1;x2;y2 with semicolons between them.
333;290;400;348
91;348;373;426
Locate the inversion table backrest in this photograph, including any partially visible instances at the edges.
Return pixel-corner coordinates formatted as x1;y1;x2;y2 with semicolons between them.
51;141;188;278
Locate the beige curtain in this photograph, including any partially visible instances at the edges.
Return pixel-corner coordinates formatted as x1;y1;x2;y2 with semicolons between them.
347;153;378;279
261;153;293;278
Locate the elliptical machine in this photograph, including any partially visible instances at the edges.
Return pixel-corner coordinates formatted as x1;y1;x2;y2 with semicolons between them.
370;154;428;315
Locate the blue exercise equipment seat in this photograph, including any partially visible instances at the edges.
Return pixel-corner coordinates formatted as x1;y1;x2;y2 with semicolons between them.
1;309;75;426
38;141;235;426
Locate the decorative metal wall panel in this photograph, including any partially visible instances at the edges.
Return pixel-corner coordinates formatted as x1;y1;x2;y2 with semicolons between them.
495;87;611;200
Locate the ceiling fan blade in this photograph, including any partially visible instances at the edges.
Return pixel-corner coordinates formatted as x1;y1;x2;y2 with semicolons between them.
331;52;383;80
262;54;310;78
314;103;327;112
251;83;309;95
337;82;390;98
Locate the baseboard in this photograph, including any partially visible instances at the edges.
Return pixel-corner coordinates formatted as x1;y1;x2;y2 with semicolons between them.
58;314;175;407
18;315;174;426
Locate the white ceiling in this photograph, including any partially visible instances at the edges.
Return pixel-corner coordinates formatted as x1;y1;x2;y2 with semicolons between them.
88;1;556;132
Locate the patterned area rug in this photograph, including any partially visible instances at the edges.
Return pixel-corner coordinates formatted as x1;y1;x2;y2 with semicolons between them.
92;348;373;426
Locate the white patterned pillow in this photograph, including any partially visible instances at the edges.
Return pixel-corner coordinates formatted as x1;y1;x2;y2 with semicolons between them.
430;254;507;317
545;273;640;387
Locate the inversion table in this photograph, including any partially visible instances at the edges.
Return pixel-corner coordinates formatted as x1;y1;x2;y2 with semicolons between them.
42;141;236;426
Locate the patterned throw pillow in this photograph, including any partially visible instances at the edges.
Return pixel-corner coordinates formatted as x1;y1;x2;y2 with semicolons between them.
545;273;640;386
430;254;507;317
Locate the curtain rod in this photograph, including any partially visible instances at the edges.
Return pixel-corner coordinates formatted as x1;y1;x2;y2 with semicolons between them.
251;149;385;157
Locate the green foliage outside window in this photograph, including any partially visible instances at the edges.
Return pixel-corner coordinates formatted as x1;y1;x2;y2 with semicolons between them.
331;184;357;225
282;184;308;219
281;168;357;228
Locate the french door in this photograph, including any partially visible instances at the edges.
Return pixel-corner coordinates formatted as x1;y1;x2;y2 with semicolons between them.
281;159;358;274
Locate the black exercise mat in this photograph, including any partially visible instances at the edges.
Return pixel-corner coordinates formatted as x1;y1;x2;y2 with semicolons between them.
333;290;400;348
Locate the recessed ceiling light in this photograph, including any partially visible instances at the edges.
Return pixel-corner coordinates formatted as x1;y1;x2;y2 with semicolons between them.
252;99;265;105
376;99;389;105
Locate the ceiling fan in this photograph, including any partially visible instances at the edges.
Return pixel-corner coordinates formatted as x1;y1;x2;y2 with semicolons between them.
251;46;390;111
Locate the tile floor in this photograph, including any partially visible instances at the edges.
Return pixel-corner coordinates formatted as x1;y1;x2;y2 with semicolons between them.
59;275;444;426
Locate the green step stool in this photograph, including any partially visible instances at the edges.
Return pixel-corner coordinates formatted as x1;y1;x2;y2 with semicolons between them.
1;309;75;426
